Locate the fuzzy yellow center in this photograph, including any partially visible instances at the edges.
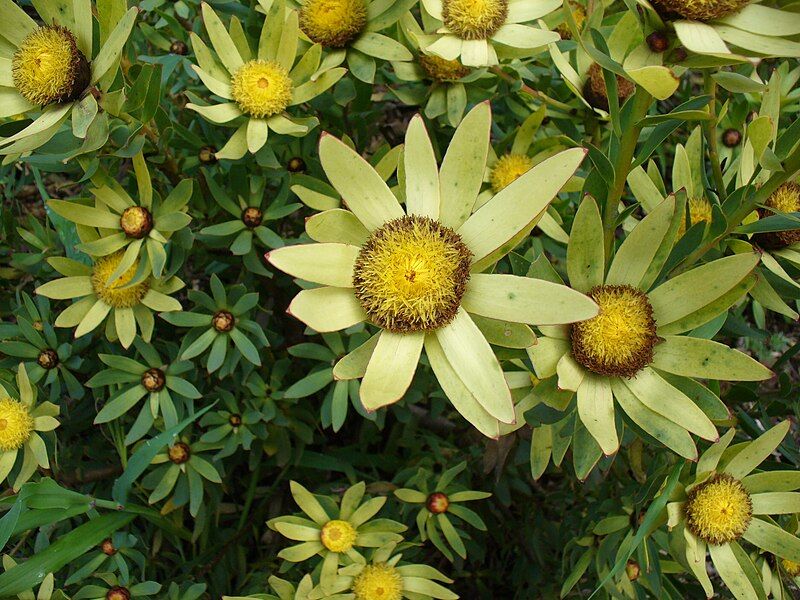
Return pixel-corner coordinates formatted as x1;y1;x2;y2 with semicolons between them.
443;0;509;40
557;3;586;40
653;0;749;21
352;215;472;333
490;153;534;193
766;182;800;214
0;397;34;452
12;25;90;106
684;473;752;545
230;60;293;118
320;519;357;553
91;252;150;309
418;54;471;82
352;564;404;600
782;558;800;577
299;0;368;48
571;285;658;377
679;197;713;236
757;182;800;248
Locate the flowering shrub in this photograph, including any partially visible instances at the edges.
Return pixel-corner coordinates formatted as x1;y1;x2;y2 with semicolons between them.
1;0;800;598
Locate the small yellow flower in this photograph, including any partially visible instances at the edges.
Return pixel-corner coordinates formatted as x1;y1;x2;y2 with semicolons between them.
0;397;34;452
571;285;658;378
442;0;509;41
653;0;748;21
320;519;358;553
299;0;368;48
91;252;151;309
782;558;800;577
757;182;800;248
684;473;752;545
557;3;586;40
352;563;404;600
230;60;293;118
678;197;713;236
11;25;90;106
352;215;472;333
489;153;534;193
418;54;471;82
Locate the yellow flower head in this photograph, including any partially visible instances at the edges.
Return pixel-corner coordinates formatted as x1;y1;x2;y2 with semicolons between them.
418;54;471;82
12;25;90;106
757;182;800;248
584;63;635;113
320;519;357;552
678;197;713;236
442;0;509;40
490;153;534;193
684;473;752;545
0;396;34;452
571;285;658;377
120;206;154;239
91;252;150;309
299;0;368;48
556;3;586;40
231;60;293;118
353;563;404;600
352;215;472;333
782;558;800;577
653;0;748;21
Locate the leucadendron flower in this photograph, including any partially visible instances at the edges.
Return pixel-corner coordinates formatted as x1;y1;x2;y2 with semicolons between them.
47;155;193;280
309;543;458;600
186;0;346;160
35;253;184;349
417;0;561;67
529;195;772;461
293;0;415;83
0;364;59;490
267;103;595;438
667;422;800;600
268;481;406;587
0;0;137;156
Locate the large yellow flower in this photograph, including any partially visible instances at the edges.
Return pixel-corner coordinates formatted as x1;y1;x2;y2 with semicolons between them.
268;104;595;437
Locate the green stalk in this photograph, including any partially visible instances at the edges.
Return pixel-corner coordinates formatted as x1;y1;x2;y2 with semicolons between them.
703;73;727;202
602;87;653;263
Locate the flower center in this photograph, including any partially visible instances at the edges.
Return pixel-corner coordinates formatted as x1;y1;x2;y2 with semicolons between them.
12;25;90;106
299;0;368;48
584;63;635;113
722;128;742;148
557;2;586;40
685;473;752;545
442;0;509;40
101;538;117;556
230;60;293;118
229;413;242;427
287;157;306;172
0;397;34;452
120;206;154;239
352;563;404;600
353;215;472;333
490;153;534;193
212;310;236;333
242;207;263;228
757;182;800;249
199;146;217;164
106;586;131;600
571;285;658;377
418;54;471;82
91;252;150;309
782;558;800;577
320;519;357;552
141;368;166;392
168;442;191;464
679;197;713;236
37;348;59;370
426;492;450;514
652;0;749;21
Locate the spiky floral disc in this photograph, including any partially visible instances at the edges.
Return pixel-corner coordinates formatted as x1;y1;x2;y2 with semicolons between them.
571;285;658;377
583;63;635;112
91;252;150;309
685;473;752;545
352;564;404;600
230;60;293;118
653;0;748;21
757;182;800;248
418;54;471;82
320;519;357;552
299;0;368;48
352;215;472;333
490;153;534;192
12;25;90;106
442;0;509;40
0;396;34;452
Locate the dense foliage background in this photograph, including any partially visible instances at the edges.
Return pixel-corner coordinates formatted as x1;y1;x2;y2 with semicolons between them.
1;0;800;598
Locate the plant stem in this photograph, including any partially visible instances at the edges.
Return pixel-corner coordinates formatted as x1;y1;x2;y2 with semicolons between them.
490;67;575;113
602;87;653;263
703;73;727;202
